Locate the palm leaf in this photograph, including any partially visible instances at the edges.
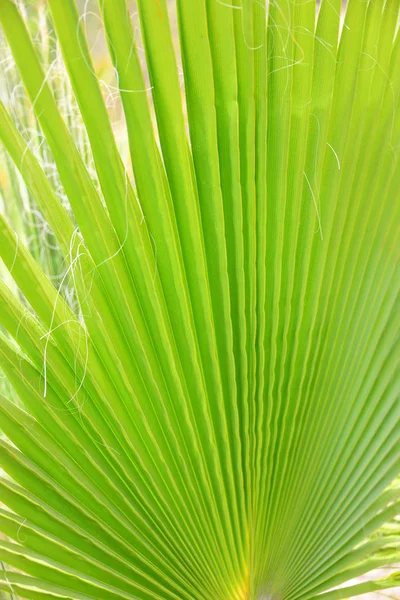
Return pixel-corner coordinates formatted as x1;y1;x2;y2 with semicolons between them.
0;0;399;598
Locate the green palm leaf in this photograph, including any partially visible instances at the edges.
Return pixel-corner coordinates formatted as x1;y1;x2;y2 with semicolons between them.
0;0;399;598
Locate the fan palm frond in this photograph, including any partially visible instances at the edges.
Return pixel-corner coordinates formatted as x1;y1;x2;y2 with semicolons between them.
0;0;399;598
